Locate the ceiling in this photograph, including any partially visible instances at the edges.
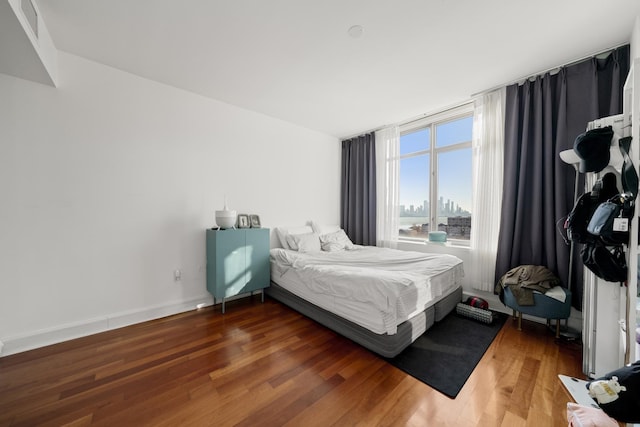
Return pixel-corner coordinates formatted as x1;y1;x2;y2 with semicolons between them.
36;0;640;138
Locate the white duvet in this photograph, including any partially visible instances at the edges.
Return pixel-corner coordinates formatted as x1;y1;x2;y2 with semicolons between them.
270;246;464;334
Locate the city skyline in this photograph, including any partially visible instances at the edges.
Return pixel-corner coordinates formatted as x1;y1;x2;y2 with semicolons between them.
399;196;471;217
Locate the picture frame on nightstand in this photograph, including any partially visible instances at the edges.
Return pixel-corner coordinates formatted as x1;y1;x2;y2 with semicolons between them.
237;214;250;228
250;214;261;228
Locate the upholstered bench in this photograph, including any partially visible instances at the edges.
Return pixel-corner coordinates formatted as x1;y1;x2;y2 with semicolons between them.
503;286;572;338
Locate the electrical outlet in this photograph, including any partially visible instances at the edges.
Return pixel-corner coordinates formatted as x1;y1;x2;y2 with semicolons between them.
174;269;181;281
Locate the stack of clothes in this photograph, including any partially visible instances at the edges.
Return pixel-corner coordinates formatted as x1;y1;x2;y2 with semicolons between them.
495;265;562;306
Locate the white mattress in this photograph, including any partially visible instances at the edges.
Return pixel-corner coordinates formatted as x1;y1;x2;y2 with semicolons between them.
270;246;464;335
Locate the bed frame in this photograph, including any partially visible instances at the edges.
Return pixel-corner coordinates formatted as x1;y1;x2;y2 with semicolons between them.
266;281;462;358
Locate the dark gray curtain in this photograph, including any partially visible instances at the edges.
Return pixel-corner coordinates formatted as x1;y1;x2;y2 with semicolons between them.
341;133;376;245
495;45;629;309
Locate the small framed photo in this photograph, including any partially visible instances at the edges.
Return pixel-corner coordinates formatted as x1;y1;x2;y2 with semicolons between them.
237;214;250;228
250;214;261;228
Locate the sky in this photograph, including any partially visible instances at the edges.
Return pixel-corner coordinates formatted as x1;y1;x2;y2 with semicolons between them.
399;116;473;213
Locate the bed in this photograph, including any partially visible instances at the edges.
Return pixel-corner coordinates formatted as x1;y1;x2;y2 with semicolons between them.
266;225;464;357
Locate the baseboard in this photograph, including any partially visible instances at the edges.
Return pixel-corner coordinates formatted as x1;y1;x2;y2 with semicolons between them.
0;295;214;357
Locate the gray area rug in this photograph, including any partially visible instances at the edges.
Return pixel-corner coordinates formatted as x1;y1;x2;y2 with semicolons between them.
386;311;507;398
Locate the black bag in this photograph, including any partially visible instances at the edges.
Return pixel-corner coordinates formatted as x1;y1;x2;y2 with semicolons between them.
566;192;599;244
587;194;634;245
565;173;619;244
580;241;627;282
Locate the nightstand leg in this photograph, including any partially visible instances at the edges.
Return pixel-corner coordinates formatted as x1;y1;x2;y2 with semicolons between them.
261;289;264;303
222;298;225;314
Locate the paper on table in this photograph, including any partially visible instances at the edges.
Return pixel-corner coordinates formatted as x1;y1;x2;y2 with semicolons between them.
558;374;600;409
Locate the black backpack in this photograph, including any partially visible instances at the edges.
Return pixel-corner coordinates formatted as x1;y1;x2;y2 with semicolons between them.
565;173;619;244
580;241;627;283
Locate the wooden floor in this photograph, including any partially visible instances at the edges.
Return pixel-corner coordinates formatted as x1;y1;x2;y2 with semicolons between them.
0;296;584;427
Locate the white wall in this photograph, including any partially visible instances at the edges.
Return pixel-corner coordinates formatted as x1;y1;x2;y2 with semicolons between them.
632;15;640;61
0;52;340;355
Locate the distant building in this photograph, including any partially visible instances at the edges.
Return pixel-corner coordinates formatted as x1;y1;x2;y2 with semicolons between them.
446;216;471;239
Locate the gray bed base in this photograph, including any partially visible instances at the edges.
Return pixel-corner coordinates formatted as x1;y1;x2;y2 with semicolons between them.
266;281;463;358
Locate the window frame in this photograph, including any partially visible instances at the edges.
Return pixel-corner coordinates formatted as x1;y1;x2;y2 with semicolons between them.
398;103;474;245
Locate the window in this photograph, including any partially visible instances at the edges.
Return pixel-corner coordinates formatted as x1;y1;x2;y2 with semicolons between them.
398;105;473;242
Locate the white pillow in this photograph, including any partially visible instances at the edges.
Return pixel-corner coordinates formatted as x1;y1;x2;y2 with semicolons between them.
287;232;321;252
319;229;354;252
275;226;313;250
311;221;341;235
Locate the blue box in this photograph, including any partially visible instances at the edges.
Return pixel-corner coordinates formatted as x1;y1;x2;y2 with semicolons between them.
428;231;447;243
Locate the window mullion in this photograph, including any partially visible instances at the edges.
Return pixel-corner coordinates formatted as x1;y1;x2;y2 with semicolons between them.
430;124;437;234
399;149;430;160
437;141;472;153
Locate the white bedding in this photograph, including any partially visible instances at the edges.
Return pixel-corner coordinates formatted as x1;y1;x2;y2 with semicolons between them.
270;246;464;335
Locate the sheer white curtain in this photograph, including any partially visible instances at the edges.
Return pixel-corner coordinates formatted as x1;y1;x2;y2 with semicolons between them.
470;88;505;291
375;125;400;248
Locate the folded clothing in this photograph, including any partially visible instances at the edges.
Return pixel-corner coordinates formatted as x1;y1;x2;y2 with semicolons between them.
566;402;617;427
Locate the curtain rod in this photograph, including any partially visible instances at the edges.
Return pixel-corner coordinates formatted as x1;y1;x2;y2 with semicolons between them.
343;43;628;141
471;43;627;98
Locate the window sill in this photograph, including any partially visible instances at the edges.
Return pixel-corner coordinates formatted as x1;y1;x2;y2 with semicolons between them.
397;238;471;251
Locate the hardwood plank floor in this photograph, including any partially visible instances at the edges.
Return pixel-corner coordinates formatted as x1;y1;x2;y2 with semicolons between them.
0;296;584;426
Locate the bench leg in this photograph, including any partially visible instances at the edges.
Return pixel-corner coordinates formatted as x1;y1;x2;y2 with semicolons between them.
517;312;522;331
555;320;560;338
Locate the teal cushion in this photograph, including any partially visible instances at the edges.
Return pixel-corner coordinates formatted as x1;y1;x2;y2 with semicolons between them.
503;286;571;320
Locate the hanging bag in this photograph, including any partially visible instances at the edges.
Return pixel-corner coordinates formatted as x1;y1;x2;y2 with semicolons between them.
578;135;637;283
580;241;627;283
566;192;600;244
565;173;619;244
587;194;634;245
585;135;638;248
